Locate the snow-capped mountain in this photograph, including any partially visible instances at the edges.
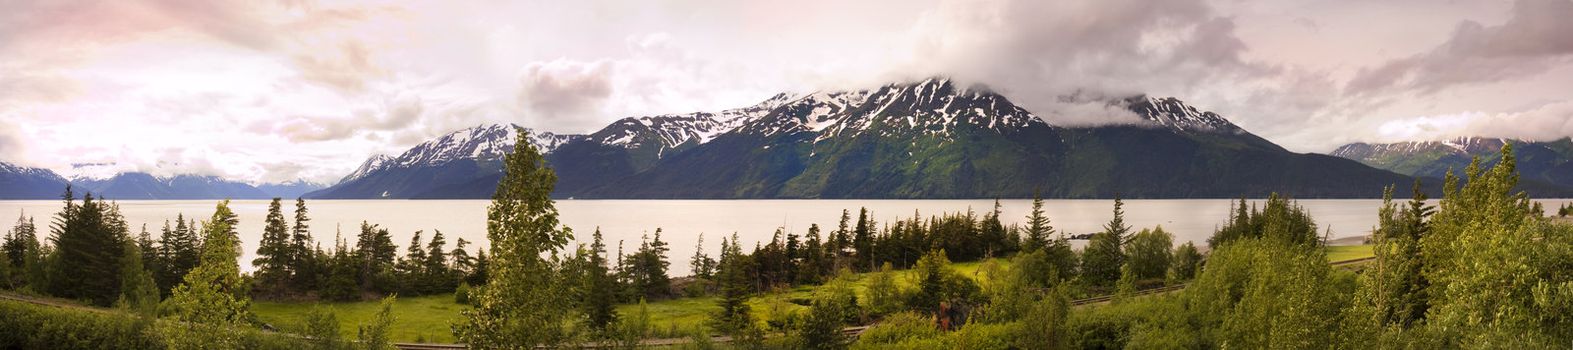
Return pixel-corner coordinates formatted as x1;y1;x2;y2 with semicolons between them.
1331;137;1510;160
380;123;581;170
0;161;70;199
1332;137;1573;189
741;78;1046;141
308;124;587;199
580;77;1414;198
328;124;583;190
339;155;393;184
1123;95;1245;134
583;92;797;157
313;76;1443;199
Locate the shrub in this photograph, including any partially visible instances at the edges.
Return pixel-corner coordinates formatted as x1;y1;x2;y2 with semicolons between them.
854;311;938;346
454;282;471;305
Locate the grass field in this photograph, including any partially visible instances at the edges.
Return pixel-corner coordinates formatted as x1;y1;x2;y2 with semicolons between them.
252;259;1008;343
1326;244;1375;262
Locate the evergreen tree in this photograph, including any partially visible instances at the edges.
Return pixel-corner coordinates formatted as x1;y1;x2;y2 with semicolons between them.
290;198;319;292
3;213;39;288
116;240;159;314
450;238;474;278
161;200;253;348
453;128;577;348
135;224;160;289
1023;190;1053;252
467;249;489;286
157;214;201;295
424;230;451;292
712;233;754;336
355;221;396;292
1082;197;1129;289
321;232;360;302
980;199;1010;257
47;189;129;306
622;229;672;299
582;228;619;333
254;198;292;295
397;230;428;294
798;224;826;285
689;233;716;280
2;212;35;269
853;208;873;271
830;209;852;270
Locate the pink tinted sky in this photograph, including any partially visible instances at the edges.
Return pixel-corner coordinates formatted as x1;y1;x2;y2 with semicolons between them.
1;0;1571;184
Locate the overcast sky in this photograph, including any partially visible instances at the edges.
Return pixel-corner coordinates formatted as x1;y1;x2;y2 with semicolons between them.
2;0;1571;184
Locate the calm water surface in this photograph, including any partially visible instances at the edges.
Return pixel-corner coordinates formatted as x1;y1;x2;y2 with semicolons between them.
2;198;1569;275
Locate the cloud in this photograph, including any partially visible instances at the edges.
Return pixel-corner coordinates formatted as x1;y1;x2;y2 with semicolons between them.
895;0;1282;121
1376;100;1573;142
517;60;615;130
1346;0;1573;95
291;39;386;93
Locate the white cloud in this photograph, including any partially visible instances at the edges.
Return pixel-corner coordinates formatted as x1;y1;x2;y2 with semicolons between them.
0;0;1571;183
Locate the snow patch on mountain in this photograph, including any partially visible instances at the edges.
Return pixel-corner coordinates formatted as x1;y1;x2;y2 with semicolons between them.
338;124;584;185
1123;96;1243;133
0;162;66;182
584;92;799;154
1330;137;1510;160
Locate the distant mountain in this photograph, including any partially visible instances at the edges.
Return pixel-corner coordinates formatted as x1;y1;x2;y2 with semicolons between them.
69;173;273;200
256;181;328;199
318;77;1431;199
306;124;583;199
1332;137;1573;189
0;162;70;199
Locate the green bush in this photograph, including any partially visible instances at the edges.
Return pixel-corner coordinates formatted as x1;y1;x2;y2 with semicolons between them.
0;300;162;349
0;300;305;350
854;311;938;346
454;282;471;305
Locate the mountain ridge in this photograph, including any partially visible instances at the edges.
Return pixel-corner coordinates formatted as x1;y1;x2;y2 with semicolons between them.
310;77;1451;199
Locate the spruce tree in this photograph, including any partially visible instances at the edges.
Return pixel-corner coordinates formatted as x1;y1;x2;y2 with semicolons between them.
157;214;201;295
3;213;39;288
1024;190;1054;252
290;198;318;292
254;198;292;295
47;190;129;306
583;228;619;333
453;128;576;348
116;240;159;314
712;233;754;336
853;208;873;271
451;238;474;277
1082;197;1129;289
798;223;825;285
981;199;1009;257
397;230;427;294
831;209;852;269
424;230;450;292
689;233;715;280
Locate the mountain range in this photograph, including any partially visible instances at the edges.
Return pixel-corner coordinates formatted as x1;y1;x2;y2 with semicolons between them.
1332;137;1573;189
308;78;1439;199
0;164;325;200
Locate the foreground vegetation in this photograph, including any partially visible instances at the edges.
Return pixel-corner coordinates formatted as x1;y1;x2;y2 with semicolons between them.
1;127;1566;349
